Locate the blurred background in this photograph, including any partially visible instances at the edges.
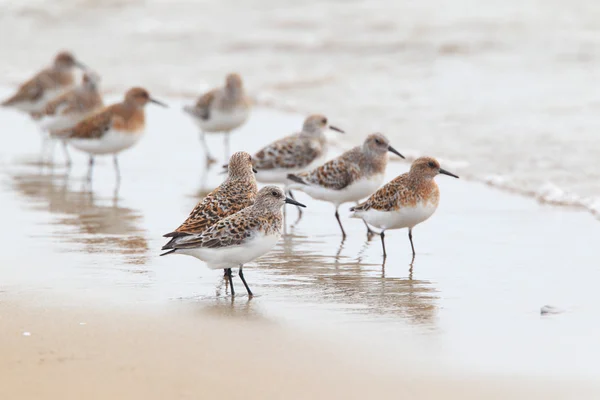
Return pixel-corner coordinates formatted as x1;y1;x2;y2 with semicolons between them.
2;0;599;218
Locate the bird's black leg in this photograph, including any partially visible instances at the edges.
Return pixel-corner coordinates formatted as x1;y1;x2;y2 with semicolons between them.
238;265;253;297
113;155;121;184
225;268;235;296
362;219;376;236
380;230;387;258
87;156;95;181
335;207;346;238
408;228;415;257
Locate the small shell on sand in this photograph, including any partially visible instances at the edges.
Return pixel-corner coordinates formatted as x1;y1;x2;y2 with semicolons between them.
540;305;564;315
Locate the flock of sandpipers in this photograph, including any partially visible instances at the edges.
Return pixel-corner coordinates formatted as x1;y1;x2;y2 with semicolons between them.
2;51;459;297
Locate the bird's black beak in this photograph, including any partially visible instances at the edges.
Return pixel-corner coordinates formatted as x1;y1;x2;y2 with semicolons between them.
252;167;258;173
285;197;306;208
387;145;405;159
150;98;168;107
329;125;345;133
439;168;459;178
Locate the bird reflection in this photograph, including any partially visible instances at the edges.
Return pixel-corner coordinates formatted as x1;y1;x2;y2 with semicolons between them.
8;165;149;266
258;230;438;326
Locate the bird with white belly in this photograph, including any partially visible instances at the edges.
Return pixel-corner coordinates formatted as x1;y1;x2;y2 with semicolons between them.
287;133;404;238
52;87;167;182
1;51;86;115
39;71;104;165
350;156;459;260
183;73;250;164
161;186;306;297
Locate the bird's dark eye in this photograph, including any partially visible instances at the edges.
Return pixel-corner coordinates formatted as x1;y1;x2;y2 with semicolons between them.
375;139;382;145
271;190;278;197
428;161;436;168
321;118;327;124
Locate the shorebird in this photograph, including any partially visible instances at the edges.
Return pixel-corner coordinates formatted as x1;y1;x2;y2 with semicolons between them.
162;151;258;250
1;51;86;114
52;87;167;182
287;133;404;238
183;73;250;164
252;114;344;183
350;157;459;260
251;114;343;217
39;71;104;165
161;186;306;296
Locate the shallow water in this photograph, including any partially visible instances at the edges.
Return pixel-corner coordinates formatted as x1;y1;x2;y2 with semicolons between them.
1;0;600;217
1;102;600;381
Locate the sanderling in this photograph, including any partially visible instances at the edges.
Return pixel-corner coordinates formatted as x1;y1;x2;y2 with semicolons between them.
252;114;344;183
350;157;458;260
287;133;404;238
252;114;343;217
183;73;250;164
1;51;86;114
161;186;306;296
39;71;104;165
162;151;258;247
51;87;167;182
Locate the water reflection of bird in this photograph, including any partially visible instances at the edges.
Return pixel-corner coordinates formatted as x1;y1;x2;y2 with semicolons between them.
257;232;438;325
8;166;149;266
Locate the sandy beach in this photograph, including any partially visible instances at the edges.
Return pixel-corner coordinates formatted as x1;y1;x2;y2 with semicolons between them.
0;97;599;398
1;298;598;400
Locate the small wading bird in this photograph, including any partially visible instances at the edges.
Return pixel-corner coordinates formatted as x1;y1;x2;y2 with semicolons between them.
287;133;404;238
1;51;87;114
39;71;104;165
183;73;251;164
51;87;167;182
161;186;306;297
350;157;459;260
250;114;343;218
162;151;258;277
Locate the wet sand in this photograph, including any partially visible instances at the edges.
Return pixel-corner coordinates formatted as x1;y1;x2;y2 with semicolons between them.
1;98;600;398
2;299;598;400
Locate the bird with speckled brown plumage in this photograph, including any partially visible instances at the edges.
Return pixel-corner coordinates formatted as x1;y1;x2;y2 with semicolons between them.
162;151;258;248
52;87;167;182
161;185;306;297
183;73;251;164
287;133;404;238
350;156;459;261
1;51;86;114
39;71;104;165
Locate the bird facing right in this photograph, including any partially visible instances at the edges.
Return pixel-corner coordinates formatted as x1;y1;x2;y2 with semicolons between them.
160;186;306;297
52;87;167;182
1;51;86;114
350;157;459;260
287;133;404;238
183;73;250;164
162;151;258;248
251;114;344;184
40;71;104;165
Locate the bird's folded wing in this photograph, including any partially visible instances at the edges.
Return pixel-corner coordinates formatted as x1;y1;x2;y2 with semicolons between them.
356;175;408;211
67;107;114;139
254;135;318;170
166;211;259;250
300;158;359;190
2;77;44;106
188;89;217;120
